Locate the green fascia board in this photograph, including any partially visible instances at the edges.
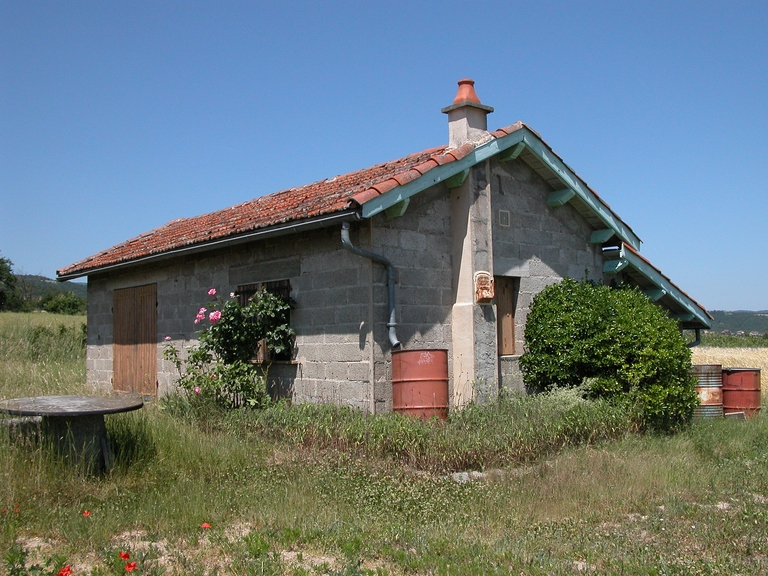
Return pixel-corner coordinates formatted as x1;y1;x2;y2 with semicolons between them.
620;247;711;329
519;132;642;251
361;127;643;253
361;131;526;219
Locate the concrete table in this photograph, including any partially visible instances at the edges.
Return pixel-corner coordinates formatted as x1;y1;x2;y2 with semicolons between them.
0;395;143;473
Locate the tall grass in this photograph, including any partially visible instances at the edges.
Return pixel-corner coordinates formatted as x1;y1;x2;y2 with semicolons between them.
0;312;87;398
5;312;768;574
230;389;633;472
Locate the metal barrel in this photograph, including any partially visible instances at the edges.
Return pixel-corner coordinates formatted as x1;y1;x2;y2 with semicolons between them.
722;368;761;419
692;365;723;419
392;349;449;420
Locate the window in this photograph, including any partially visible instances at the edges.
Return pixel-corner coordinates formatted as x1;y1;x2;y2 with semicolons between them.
235;279;291;307
234;279;293;362
495;276;519;356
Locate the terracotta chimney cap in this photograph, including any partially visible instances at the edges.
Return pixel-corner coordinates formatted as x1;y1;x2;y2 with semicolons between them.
442;78;494;114
453;78;480;104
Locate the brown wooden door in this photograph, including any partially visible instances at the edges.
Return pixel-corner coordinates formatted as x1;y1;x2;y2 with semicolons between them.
113;284;157;395
495;276;518;356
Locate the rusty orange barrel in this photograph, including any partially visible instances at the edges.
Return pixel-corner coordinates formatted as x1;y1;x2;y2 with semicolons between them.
722;368;761;419
392;349;449;420
692;365;723;419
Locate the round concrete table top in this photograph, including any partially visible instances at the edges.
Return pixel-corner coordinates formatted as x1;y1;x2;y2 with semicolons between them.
0;395;143;418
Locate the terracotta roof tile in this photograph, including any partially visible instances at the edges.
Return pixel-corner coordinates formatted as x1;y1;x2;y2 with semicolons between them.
58;145;453;277
369;179;399;196
56;119;626;279
392;169;421;187
413;159;439;175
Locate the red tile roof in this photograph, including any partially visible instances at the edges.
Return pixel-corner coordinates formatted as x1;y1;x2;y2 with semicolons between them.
58;122;529;277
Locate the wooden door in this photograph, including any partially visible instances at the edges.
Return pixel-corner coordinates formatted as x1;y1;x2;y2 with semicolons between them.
113;284;157;395
495;276;518;356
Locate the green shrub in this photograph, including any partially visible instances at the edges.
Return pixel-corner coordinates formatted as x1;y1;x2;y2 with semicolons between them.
519;278;698;432
163;288;294;409
40;291;86;315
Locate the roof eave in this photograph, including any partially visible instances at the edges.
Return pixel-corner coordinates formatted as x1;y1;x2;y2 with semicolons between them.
57;209;362;281
603;244;712;330
359;126;643;252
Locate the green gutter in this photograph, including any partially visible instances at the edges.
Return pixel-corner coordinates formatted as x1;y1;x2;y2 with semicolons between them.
361;127;643;251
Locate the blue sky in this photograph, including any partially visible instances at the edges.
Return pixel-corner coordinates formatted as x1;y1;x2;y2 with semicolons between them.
1;1;766;311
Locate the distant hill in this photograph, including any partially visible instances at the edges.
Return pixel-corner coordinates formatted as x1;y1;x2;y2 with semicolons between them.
707;310;768;334
17;275;87;301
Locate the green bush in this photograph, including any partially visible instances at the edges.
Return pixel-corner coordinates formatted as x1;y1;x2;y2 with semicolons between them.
40;291;86;315
519;278;698;432
163;288;294;409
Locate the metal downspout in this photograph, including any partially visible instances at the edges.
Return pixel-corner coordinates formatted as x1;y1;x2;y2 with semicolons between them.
687;328;702;348
341;222;401;349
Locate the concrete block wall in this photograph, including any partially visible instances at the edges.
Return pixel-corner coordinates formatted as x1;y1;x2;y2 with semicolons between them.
86;196;454;413
85;226;375;409
490;157;604;392
368;184;453;413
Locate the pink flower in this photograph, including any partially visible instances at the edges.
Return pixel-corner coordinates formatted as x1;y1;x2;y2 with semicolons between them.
194;318;201;324
194;386;201;395
230;292;235;298
208;288;216;296
209;310;222;323
198;307;207;314
164;336;172;341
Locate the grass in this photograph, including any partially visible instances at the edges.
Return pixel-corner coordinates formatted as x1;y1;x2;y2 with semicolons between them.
699;332;768;348
3;312;768;574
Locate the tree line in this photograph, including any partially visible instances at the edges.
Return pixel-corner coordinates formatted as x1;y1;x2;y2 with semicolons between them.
0;254;86;315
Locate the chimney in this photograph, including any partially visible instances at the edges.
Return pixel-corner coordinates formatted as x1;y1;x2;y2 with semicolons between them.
441;79;494;149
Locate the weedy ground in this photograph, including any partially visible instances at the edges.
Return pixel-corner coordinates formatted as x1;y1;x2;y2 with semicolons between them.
3;313;768;575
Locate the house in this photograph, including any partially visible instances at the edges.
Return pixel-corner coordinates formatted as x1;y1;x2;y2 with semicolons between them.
57;79;712;412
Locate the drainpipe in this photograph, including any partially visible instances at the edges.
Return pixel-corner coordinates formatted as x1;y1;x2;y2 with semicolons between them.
341;222;401;349
687;328;702;348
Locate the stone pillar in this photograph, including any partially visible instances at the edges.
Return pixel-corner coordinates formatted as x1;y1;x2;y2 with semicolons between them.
450;162;498;407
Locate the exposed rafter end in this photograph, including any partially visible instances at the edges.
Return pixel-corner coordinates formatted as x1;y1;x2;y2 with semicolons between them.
444;169;469;189
384;198;410;219
643;288;667;302
590;229;616;244
548;188;576;207
498;142;525;163
603;259;629;274
673;313;696;322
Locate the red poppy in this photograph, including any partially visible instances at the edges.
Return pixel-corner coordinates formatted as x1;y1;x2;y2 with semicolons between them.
1;510;6;514
119;552;130;560
14;509;19;514
124;561;137;572
201;522;211;529
56;566;73;576
82;510;91;517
